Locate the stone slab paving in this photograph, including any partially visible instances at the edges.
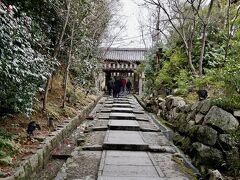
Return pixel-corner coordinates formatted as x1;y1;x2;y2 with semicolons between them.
135;113;150;121
98;113;110;119
100;108;112;113
133;110;145;114
138;121;159;131
108;120;140;130
97;151;164;180
102;130;148;150
113;100;130;104
109;112;136;120
111;107;133;113
55;150;101;180
104;104;113;108
55;95;196;180
142;132;171;146
112;103;132;108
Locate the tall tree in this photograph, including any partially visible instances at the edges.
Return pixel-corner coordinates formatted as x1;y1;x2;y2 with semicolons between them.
43;0;71;111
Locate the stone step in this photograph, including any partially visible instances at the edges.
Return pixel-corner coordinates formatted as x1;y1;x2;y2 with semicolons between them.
110;112;136;120
108;120;140;131
98;177;163;180
111;107;133;113
97;151;164;180
133;110;145;114
102;130;148;151
100;108;111;113
113;100;130;104
112;103;132;108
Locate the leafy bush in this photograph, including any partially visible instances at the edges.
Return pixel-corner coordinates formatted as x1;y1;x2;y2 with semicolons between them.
0;4;56;114
174;69;191;95
0;128;12;139
0;128;18;165
212;94;240;110
155;48;188;90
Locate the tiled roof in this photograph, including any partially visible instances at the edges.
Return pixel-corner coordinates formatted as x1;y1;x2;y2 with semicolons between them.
102;48;148;62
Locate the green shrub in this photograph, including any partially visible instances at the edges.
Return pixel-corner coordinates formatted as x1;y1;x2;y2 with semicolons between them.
212;94;240;110
0;128;12;140
174;69;191;95
155;47;188;93
0;4;55;114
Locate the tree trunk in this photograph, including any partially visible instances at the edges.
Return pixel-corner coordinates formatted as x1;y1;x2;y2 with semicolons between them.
199;24;207;76
42;1;71;111
62;23;75;108
187;48;196;75
225;2;240;60
184;41;196;75
199;0;215;76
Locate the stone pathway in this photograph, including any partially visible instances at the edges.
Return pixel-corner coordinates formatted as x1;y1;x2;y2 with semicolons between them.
56;95;196;180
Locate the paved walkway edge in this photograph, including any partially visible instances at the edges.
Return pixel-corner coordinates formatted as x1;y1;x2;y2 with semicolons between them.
3;93;104;180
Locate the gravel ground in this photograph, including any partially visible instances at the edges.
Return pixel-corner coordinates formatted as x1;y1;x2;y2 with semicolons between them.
152;153;193;179
84;131;106;146
142;132;171;146
55;150;102;180
138;121;158;130
86;120;109;128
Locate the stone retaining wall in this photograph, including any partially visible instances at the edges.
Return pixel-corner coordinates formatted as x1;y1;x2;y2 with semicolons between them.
4;94;103;180
145;95;240;174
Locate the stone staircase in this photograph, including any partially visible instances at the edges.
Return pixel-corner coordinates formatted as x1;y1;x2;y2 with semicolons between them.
55;95;198;180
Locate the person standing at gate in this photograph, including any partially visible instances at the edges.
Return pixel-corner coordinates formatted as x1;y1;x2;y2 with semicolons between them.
107;78;114;96
121;78;126;95
113;77;121;98
126;79;132;94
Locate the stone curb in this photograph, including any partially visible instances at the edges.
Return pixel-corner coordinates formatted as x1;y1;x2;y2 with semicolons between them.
1;93;103;180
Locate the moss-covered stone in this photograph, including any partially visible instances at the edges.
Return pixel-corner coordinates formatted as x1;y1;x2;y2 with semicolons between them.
218;134;236;150
172;156;197;180
29;153;39;172
173;133;192;152
14;166;25;179
37;149;44;169
23;160;32;178
187;125;201;139
197;126;218;146
192;142;224;168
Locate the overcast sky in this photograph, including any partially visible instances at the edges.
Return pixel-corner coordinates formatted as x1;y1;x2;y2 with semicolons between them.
108;0;152;48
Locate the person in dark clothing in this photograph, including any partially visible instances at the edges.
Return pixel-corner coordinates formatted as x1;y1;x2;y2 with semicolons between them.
126;79;132;94
121;78;126;94
107;79;114;96
114;78;121;98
